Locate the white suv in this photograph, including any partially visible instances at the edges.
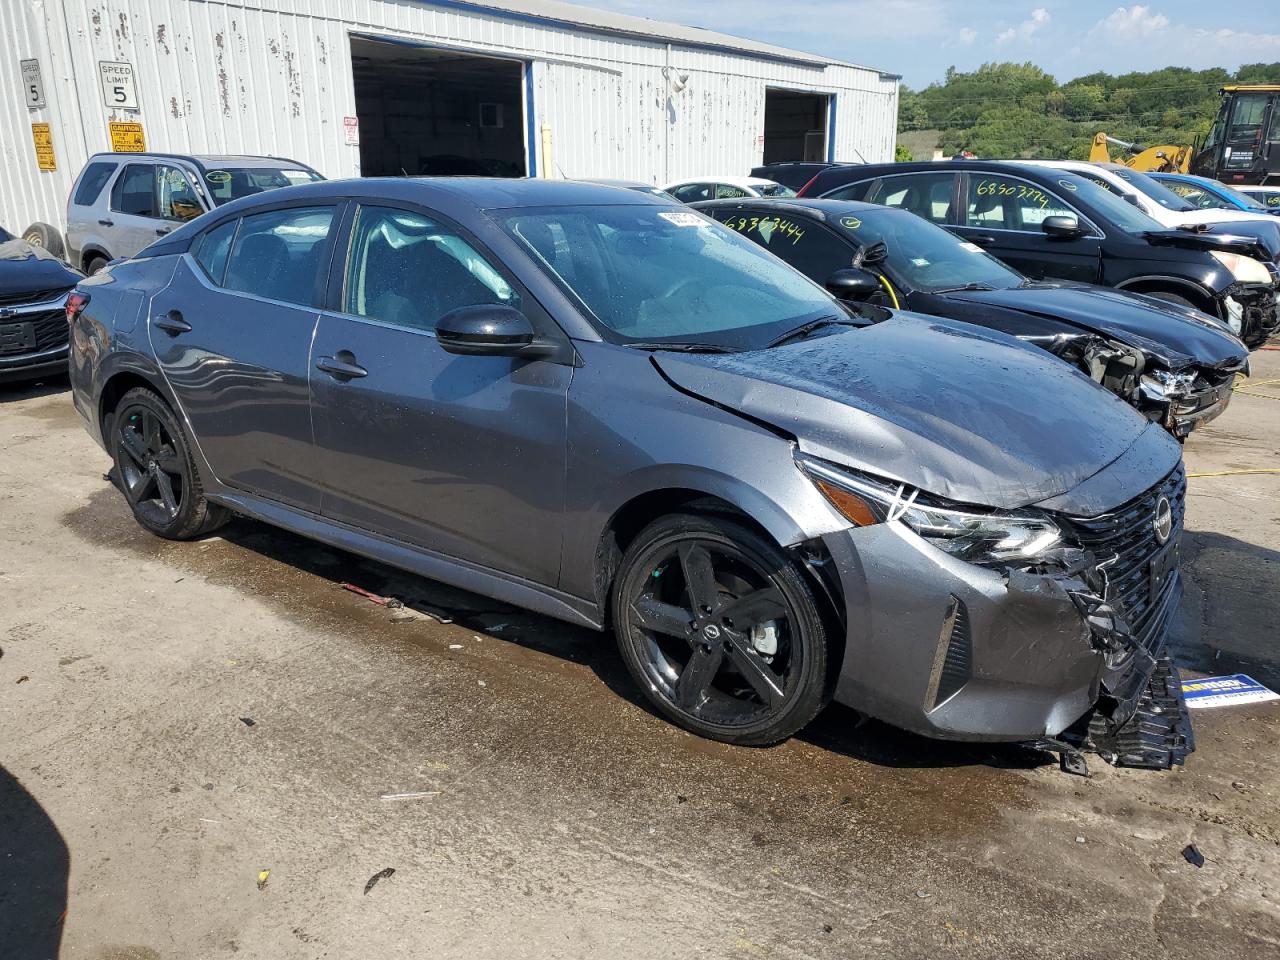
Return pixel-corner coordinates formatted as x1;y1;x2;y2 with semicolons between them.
66;153;322;274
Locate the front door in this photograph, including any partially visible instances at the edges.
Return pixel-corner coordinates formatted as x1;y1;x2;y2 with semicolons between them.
150;203;339;511
951;172;1102;283
309;203;571;586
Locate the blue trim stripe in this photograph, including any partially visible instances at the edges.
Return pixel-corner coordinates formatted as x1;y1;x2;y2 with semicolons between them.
524;61;537;177
826;93;837;162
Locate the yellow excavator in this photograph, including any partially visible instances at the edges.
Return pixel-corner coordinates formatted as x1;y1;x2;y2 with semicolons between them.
1090;85;1280;185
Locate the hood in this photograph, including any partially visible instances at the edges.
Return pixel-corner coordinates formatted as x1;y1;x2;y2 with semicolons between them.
0;239;82;298
944;282;1248;371
653;315;1181;513
1141;227;1273;261
1192;217;1280;258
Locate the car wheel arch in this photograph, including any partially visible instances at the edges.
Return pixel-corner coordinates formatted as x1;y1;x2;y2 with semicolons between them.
81;245;112;273
1115;276;1218;316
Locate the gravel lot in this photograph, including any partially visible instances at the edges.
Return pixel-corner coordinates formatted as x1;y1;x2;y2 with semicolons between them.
2;354;1279;959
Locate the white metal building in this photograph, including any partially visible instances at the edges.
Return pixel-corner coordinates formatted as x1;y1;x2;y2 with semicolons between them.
1;0;899;241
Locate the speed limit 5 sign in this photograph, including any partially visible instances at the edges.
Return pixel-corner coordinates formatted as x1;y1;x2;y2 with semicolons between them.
20;59;45;109
98;61;138;110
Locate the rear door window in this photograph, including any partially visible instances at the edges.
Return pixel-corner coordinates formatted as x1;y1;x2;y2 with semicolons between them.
866;173;957;224
73;161;117;206
222;206;335;307
965;174;1074;231
111;164;158;217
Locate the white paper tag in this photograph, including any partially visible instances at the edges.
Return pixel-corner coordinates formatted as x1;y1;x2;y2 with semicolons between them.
958;242;983;252
659;211;704;227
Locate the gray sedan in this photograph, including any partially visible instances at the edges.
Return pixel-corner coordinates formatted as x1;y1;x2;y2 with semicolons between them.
68;179;1189;764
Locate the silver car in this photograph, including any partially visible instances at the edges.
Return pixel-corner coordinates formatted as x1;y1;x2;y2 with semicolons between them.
68;179;1190;766
65;152;322;274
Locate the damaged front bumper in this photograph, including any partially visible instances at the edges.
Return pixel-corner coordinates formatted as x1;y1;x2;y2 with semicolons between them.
1224;281;1280;349
822;465;1191;765
1139;366;1240;438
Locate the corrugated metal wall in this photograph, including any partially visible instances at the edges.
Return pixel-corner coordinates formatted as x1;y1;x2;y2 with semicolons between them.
1;0;898;238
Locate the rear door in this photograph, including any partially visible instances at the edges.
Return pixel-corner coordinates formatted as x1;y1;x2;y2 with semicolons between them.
106;162;165;257
951;171;1103;283
308;202;571;585
150;203;339;511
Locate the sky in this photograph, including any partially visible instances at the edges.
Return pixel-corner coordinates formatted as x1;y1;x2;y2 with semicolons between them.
583;1;1280;88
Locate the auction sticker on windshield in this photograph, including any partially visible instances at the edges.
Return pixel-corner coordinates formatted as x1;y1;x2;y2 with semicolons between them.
659;211;704;227
1182;674;1279;710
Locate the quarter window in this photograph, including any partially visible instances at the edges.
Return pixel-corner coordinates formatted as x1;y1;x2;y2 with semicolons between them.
671;183;714;203
713;183;750;199
222;206;334;307
965;175;1074;231
73;161;117;206
343;206;518;332
194;219;238;285
867;173;956;224
822;180;874;202
111;164;157;217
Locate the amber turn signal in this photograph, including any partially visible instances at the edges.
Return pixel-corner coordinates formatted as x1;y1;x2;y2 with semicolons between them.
813;478;881;526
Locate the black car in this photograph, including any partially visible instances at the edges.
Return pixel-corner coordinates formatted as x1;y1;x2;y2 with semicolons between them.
694;198;1249;437
799;161;1280;348
0;226;84;384
750;162;837;192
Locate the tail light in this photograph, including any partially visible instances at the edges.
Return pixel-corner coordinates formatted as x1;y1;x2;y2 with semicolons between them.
65;290;90;324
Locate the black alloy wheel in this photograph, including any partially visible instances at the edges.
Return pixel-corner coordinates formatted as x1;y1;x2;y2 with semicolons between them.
110;387;227;540
613;514;831;745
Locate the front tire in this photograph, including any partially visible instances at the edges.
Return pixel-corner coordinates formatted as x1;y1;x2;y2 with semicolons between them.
85;255;109;276
22;222;65;259
611;513;833;746
110;387;228;540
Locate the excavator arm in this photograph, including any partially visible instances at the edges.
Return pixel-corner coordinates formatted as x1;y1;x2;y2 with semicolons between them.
1089;133;1192;173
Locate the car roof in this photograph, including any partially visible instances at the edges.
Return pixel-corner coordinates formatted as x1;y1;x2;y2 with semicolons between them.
87;151;315;171
664;175;779;188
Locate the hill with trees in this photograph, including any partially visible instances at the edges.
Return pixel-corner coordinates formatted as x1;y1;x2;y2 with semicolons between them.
898;61;1280;160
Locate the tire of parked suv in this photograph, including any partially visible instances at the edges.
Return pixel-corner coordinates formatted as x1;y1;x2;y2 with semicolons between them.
611;512;833;746
85;255;109;276
109;387;229;540
21;222;65;259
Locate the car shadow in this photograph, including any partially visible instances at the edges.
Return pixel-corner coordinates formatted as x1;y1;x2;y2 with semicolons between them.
210;516;1055;772
0;764;69;957
0;374;70;403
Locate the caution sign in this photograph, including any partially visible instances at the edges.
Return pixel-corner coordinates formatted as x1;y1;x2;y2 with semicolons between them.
30;122;55;170
109;120;146;153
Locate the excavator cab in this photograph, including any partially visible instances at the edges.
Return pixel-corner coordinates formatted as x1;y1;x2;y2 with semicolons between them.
1190;86;1280;186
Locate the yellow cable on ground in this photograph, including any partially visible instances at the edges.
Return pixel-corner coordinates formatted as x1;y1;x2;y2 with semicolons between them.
877;275;901;309
1187;468;1280;478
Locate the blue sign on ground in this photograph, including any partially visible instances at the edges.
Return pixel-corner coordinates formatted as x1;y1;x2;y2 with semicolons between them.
1182;674;1280;710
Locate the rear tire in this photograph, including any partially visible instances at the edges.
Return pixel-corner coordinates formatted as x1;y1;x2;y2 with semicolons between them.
110;387;228;540
611;513;832;746
85;255;109;276
21;222;65;260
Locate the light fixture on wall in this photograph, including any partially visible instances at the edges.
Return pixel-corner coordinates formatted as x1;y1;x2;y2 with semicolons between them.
661;66;690;95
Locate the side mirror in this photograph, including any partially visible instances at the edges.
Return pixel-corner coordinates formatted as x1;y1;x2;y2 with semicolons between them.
436;304;552;358
1124;194;1143;207
825;267;882;302
1041;215;1083;239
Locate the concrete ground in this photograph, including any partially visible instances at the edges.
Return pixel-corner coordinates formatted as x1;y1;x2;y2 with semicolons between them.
2;354;1279;960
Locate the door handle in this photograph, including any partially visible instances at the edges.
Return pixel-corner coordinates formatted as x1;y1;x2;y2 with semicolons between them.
154;309;192;335
155;226;172;236
316;353;368;380
97;218;114;227
967;234;997;247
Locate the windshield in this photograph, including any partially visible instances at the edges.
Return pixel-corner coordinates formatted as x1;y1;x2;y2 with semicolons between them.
201;166;323;206
1109;167;1195;212
502;205;838;348
1056;172;1163;234
1218;183;1270;212
755;182;797;198
835;207;1023;293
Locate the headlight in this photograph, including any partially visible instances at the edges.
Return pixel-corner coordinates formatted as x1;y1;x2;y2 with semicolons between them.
1140;368;1199;401
1211;250;1273;285
797;455;1061;567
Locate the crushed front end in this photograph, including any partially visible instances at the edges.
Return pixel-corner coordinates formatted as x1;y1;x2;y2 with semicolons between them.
1139;364;1242;438
811;455;1194;770
1225;279;1280;349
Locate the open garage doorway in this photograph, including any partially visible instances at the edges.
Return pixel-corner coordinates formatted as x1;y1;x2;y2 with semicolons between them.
762;89;830;164
350;36;528;178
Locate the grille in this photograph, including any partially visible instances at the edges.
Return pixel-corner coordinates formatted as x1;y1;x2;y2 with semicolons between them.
1062;463;1186;652
0;287;68;308
0;309;68;357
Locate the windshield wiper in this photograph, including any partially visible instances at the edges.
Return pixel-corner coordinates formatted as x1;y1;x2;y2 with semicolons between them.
933;282;998;293
625;341;738;354
766;316;859;349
